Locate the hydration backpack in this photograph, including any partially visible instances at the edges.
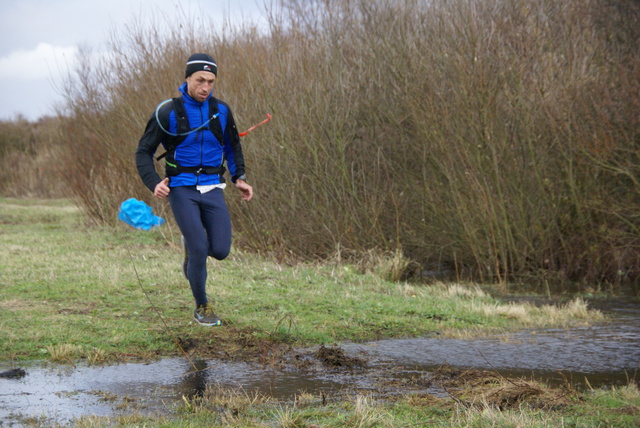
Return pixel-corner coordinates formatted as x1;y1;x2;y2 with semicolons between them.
155;97;226;179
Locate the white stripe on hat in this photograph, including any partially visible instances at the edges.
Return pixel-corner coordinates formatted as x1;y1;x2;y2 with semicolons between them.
187;60;217;67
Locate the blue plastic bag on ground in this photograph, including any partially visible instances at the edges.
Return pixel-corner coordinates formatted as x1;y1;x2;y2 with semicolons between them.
118;198;165;230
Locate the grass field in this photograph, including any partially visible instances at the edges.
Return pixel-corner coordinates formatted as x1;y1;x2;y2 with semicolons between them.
0;197;605;362
1;197;637;427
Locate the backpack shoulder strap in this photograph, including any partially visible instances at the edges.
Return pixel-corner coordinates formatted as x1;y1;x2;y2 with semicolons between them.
208;96;225;144
172;97;191;135
155;98;189;161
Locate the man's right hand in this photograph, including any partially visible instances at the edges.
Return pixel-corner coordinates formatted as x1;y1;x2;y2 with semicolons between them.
154;177;170;199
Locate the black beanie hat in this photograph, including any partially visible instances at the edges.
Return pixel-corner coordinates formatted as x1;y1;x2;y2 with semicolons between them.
185;53;217;77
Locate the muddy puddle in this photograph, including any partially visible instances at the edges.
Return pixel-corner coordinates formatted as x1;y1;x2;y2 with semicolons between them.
342;298;640;387
0;358;349;425
1;299;638;426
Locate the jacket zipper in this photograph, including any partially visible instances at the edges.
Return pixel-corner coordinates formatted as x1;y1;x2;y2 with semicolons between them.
197;104;206;185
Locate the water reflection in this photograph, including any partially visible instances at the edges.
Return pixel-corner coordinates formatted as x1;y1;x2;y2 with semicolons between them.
181;358;209;398
0;357;347;426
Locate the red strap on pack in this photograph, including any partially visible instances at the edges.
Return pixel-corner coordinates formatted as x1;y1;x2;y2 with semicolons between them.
239;114;272;137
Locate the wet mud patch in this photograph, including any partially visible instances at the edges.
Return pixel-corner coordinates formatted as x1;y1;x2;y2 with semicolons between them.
177;336;199;352
175;326;297;366
176;332;366;373
315;345;366;368
0;368;26;379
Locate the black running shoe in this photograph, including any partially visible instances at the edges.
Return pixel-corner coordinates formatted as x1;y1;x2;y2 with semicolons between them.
181;235;189;280
194;303;222;326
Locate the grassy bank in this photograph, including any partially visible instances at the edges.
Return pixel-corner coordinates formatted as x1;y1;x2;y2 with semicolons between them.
0;198;604;363
2;198;638;427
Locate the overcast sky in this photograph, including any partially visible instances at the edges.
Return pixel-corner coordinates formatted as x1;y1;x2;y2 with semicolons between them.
0;0;266;121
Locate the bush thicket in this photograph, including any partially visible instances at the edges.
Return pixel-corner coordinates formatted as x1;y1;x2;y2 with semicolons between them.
4;0;638;290
0;115;67;198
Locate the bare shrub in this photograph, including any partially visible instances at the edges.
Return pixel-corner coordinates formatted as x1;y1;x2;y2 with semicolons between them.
0;116;67;198
56;0;640;289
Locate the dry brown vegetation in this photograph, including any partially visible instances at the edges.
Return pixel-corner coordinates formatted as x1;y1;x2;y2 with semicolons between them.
0;115;67;198
429;364;577;411
1;0;639;291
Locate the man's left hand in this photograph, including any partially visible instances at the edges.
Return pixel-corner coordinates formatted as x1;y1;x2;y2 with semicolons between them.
235;180;253;201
